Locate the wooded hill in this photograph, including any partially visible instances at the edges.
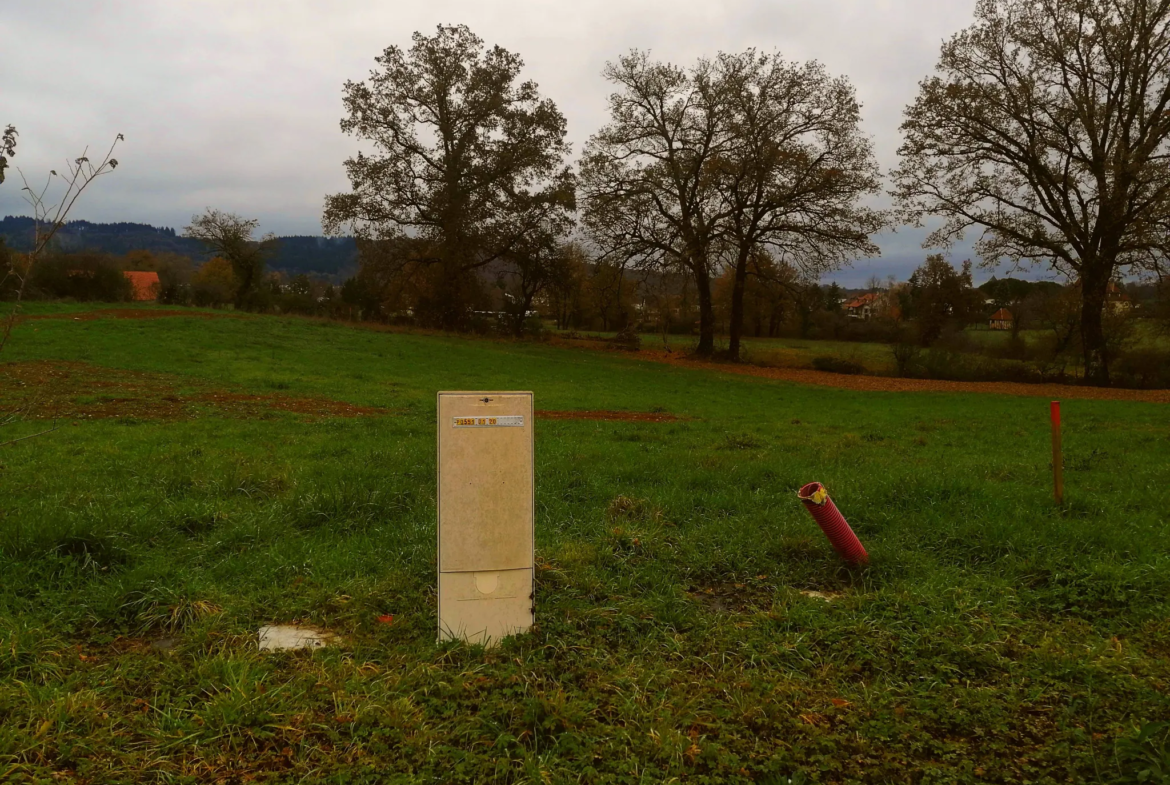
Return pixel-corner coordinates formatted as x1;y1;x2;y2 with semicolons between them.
0;216;357;280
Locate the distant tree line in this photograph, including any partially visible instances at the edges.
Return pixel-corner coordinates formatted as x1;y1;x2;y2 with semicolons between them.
0;217;359;280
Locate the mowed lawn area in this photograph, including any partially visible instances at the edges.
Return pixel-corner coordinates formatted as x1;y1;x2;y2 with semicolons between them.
1;306;1168;784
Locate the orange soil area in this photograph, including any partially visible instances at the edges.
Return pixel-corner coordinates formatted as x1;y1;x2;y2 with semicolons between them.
636;349;1170;403
537;409;679;422
24;308;245;321
0;361;389;421
192;391;386;418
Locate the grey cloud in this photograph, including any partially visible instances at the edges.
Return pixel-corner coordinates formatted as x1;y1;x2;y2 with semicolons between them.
3;0;1020;280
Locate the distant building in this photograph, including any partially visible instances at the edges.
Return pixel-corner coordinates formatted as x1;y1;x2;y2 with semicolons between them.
123;271;160;301
988;308;1014;331
1066;278;1133;313
843;292;881;320
1105;281;1132;313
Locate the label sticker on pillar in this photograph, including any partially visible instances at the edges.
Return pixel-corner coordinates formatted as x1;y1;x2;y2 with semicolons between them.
452;415;525;428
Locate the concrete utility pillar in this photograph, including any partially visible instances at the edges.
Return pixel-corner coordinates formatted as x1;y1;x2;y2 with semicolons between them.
436;392;534;646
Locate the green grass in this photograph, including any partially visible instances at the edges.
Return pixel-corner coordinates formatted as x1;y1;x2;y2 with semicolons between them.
575;320;1170;377
1;304;1169;783
570;330;897;373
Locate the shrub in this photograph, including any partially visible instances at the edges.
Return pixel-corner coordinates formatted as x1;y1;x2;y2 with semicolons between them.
933;327;975;353
24;251;133;302
158;282;192;305
523;314;548;339
611;325;641;351
1113;349;1170;389
922;348;980;381
892;341;922;377
998;334;1029;361
917;347;1048;383
190;257;236;307
838;318;899;344
811;356;864;375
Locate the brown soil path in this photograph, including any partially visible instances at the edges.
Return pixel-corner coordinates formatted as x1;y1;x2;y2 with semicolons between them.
537;409;679;422
0;361;388;421
633;349;1170;403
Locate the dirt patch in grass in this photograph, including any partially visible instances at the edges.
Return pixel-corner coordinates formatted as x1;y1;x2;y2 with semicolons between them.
549;335;620;352
636;350;1170;403
193;391;386;418
0;361;389;421
688;578;777;613
537;409;679;422
24;308;245;321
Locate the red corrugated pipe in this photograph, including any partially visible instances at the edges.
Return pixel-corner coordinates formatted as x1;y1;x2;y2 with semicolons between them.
797;482;869;565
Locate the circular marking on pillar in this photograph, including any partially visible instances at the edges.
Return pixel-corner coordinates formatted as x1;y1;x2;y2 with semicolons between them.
475;572;499;595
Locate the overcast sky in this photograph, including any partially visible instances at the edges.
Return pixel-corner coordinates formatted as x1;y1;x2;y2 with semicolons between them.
3;0;1047;286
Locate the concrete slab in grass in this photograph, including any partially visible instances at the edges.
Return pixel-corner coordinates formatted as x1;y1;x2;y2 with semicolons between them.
258;625;338;652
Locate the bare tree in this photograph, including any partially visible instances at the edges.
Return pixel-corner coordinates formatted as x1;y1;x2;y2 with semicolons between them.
580;51;730;356
2;132;123;356
714;50;884;360
322;24;575;330
0;130;123;446
183;209;275;310
893;0;1170;384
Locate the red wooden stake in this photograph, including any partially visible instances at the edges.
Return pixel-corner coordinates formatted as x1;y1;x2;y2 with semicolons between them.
1051;401;1063;505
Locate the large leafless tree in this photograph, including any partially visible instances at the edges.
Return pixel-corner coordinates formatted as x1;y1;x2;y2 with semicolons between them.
893;0;1170;384
715;51;883;360
323;24;575;330
582;50;882;358
580;52;729;355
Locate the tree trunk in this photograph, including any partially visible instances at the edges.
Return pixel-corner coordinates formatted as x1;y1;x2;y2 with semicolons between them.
1080;270;1110;386
694;269;715;356
727;249;750;361
1009;304;1022;340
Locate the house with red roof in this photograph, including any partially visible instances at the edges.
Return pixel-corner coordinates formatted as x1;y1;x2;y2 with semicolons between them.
843;292;881;320
988;307;1014;330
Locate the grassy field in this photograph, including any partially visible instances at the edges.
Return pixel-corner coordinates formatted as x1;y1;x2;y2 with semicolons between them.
571;321;1170;378
570;331;899;374
0;304;1168;783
